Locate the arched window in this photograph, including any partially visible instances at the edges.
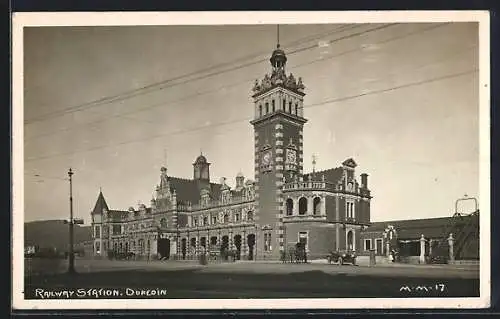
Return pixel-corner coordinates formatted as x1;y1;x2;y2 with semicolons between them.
190;237;196;248
282;100;286;110
286;198;294;216
265;103;269;114
247;211;254;221
223;213;229;223
272;99;275;112
259;105;262;117
288;101;292;113
160;218;168;228
299;197;308;215
313;197;321;215
203;216;208;226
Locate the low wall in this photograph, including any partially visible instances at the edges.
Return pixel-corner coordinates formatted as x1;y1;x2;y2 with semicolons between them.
355;255;390;266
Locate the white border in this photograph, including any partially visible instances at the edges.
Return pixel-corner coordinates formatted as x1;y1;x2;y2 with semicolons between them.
12;11;490;310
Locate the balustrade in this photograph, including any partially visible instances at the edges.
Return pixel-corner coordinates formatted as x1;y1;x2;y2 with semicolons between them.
282;181;334;191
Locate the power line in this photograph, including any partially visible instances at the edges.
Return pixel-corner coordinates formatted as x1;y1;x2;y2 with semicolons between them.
24;24;363;125
24;69;477;163
25;23;455;142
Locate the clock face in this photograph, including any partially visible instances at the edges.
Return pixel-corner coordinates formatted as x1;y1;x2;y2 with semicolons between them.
262;151;272;165
286;149;297;164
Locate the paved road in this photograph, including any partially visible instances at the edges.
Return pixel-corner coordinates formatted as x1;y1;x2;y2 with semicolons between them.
26;258;479;279
24;258;480;299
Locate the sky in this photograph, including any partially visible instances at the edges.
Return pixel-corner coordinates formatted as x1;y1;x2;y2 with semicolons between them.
23;22;480;224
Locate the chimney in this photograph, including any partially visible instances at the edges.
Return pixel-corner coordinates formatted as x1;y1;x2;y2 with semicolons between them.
361;173;368;189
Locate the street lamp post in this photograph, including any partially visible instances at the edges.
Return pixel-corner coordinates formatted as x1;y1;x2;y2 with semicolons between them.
68;168;76;274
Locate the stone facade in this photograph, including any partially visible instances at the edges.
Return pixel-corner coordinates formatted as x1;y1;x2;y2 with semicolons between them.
90;42;372;261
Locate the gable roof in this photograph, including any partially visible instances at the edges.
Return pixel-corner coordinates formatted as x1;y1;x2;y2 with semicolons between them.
303;167;343;184
342;158;358;168
168;177;222;205
364;215;479;240
107;210;129;222
91;191;109;215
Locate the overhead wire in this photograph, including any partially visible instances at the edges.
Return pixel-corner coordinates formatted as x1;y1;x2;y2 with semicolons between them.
24;24;364;124
25;22;444;142
24;68;477;163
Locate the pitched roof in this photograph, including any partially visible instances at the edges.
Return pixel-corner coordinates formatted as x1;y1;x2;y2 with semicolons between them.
364;215;479;240
303;167;343;184
342;158;358;168
168;177;222;205
108;210;129;222
91;191;109;215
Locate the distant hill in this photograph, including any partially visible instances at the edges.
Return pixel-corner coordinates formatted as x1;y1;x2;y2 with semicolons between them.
24;220;92;252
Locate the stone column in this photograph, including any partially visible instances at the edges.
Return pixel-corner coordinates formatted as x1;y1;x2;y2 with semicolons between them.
428;239;433;256
448;233;455;262
386;241;390;257
419;234;426;264
242;230;247;258
293;198;299;215
307;197;314;215
229;230;234;250
321;196;326;216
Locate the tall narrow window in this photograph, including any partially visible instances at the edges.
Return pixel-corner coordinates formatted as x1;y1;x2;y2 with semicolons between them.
295;103;298;115
272;99;275;112
265;103;269;114
288;102;292;113
259;105;262;117
283;100;286;110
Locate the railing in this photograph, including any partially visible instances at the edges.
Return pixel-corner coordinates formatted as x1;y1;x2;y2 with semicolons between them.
283;181;335;191
283;214;326;222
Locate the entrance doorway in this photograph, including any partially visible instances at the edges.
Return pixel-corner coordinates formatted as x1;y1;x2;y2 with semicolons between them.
157;238;170;259
221;235;229;260
234;235;242;260
247;234;255;260
376;238;383;255
347;230;354;251
181;238;187;259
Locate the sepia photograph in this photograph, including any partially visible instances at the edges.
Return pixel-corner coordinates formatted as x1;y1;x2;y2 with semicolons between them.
12;11;490;310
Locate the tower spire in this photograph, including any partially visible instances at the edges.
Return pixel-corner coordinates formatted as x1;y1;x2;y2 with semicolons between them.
277;24;280;48
312;154;317;174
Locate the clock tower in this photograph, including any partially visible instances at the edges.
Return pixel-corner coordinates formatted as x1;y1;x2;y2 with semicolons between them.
250;39;307;259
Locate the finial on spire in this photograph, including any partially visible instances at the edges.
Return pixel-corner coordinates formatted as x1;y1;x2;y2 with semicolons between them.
312;154;317;173
277;24;280;48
